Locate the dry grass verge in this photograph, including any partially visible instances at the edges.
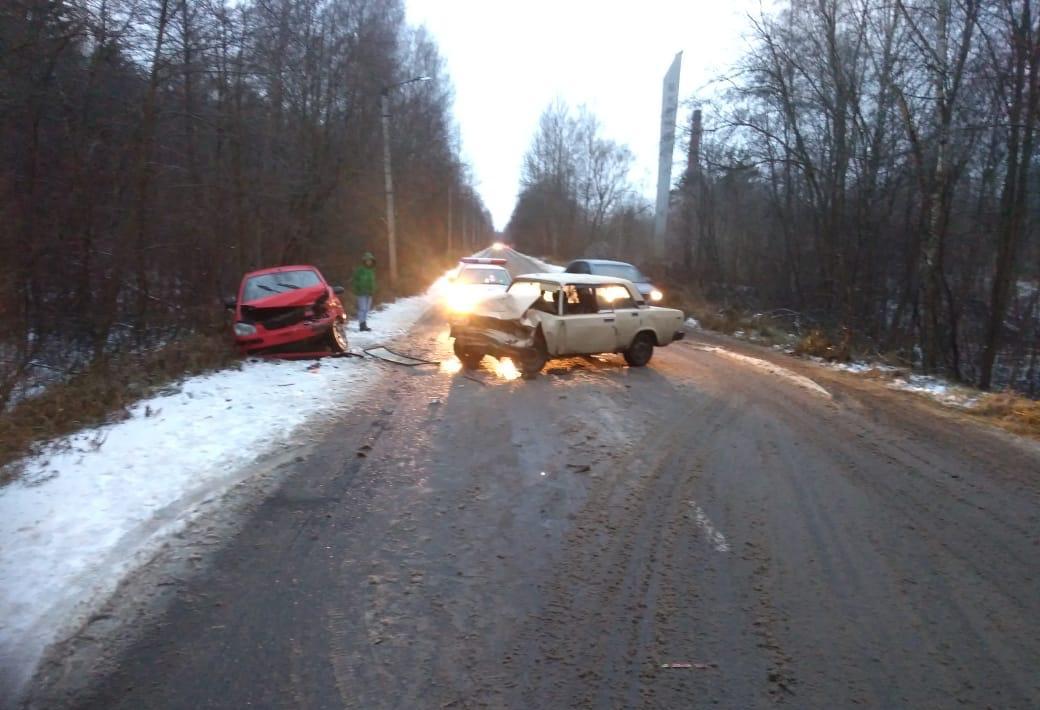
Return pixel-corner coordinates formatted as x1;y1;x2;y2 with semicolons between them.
666;285;756;335
968;392;1040;438
0;333;238;481
794;329;852;362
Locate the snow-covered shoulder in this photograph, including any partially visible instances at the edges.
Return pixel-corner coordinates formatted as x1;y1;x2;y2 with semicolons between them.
0;293;430;698
823;360;981;409
697;345;832;398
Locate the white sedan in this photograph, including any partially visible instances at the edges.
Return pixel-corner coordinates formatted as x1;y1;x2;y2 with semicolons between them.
449;273;685;377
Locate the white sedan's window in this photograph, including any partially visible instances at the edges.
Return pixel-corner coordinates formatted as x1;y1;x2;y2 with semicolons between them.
563;285;598;314
510;280;560;314
596;285;637;310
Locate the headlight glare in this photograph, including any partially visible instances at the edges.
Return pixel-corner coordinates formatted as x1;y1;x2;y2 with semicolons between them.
650;289;664;302
445;289;475;313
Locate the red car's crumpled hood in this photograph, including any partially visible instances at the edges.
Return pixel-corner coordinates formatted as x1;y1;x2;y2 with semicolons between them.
242;284;328;308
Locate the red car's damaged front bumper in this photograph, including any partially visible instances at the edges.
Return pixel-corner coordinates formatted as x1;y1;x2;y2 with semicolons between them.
234;314;336;355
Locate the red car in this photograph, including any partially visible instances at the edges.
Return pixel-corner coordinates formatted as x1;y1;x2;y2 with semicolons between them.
227;265;349;355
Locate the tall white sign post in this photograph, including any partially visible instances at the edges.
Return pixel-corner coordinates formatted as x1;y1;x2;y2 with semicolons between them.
653;52;682;259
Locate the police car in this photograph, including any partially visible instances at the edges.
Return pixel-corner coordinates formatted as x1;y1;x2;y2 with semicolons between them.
443;257;512;314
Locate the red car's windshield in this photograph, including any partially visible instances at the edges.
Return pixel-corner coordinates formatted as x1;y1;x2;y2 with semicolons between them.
243;269;321;300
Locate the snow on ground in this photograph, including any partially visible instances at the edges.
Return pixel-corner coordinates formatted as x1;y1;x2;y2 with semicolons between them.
821;359;981;408
887;373;981;408
696;345;832;399
828;360;895;375
0;293;431;696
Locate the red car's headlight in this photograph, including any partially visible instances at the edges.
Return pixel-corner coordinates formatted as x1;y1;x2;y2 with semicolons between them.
234;322;257;337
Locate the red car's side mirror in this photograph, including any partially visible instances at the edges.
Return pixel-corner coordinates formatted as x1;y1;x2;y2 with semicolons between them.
224;297;237;310
332;285;345;295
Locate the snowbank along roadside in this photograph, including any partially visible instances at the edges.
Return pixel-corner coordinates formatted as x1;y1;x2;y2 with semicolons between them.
0;293;432;698
695;345;833;399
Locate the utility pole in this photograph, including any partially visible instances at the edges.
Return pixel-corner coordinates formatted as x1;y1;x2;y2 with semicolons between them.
461;206;468;252
379;91;398;285
686;108;702;180
379;76;430;286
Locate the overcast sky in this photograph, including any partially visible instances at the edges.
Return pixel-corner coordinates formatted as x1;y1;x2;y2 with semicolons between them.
404;0;762;231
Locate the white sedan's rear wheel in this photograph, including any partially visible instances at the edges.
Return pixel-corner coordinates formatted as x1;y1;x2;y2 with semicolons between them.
623;333;655;367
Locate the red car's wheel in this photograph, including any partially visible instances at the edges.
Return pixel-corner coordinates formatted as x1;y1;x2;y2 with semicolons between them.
328;316;349;353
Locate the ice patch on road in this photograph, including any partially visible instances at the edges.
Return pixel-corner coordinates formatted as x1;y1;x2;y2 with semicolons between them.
688;501;729;553
0;293;431;698
697;346;832;398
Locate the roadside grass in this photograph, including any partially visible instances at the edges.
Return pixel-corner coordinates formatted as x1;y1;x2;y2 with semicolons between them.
793;328;853;362
667;284;757;335
0;332;238;481
968;392;1040;438
666;282;805;349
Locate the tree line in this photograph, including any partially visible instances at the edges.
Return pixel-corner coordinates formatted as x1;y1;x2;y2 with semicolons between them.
508;0;1039;393
506;100;652;262
0;0;491;406
689;0;1039;392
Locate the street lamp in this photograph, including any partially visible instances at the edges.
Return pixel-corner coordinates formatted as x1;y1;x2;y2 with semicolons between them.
381;75;431;287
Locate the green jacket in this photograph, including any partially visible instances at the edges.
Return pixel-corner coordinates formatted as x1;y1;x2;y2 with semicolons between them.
352;265;375;296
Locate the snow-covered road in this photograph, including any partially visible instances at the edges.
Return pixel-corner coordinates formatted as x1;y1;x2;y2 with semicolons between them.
0;293;433;697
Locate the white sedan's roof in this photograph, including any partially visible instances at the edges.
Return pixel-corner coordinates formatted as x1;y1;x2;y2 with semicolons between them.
513;272;632;286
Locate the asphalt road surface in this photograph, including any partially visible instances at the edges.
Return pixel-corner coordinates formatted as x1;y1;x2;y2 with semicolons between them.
23;251;1040;709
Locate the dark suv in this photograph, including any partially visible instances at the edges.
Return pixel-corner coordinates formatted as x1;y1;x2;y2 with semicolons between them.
563;259;662;303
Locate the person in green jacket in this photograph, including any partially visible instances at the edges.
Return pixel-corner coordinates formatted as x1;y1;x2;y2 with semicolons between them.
352;252;376;332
